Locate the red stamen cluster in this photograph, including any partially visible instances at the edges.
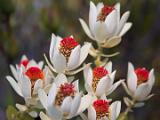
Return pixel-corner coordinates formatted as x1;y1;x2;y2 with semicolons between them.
135;68;149;83
93;67;108;79
25;67;44;81
19;59;29;68
59;83;75;96
93;99;109;118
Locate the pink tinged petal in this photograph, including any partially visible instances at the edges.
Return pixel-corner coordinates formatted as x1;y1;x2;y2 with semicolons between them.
119;22;132;37
93;21;109;43
114;3;120;21
53;52;66;73
77;94;93;114
127;62;137;93
105;61;112;73
6;76;23;97
88;106;96;120
33;80;43;95
54;74;68;87
21;76;32;98
38;89;48;110
106;80;124;96
105;10;118;37
148;69;155;87
69;94;81;118
61;96;72;114
96;2;104;13
49;34;56;59
72;80;79;92
79;18;95;40
96;76;109;97
38;61;44;69
10;65;18;81
78;43;91;67
110;101;121;119
101;36;122;48
67;45;80;70
39;112;51;120
135;83;152;101
116;11;130;35
89;1;98;34
48;83;57;106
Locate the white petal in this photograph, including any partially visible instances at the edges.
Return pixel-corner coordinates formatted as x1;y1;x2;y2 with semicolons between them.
96;76;108;97
127;62;137;93
47;105;62;120
79;18;95;40
54;73;68;87
10;65;18;80
21;55;28;61
16;104;27;112
93;21;109;43
61;96;72;114
89;1;97;34
38;89;48;110
105;61;112;73
119;22;132;37
148;69;155;87
105;10;118;37
67;45;80;70
48;83;57;106
114;3;120;21
88;106;96;120
38;61;44;69
78;43;91;67
110;101;121;120
83;66;93;87
21;76;31;98
77;94;93;114
102;36;122;48
28;111;38;118
96;2;104;13
117;11;130;35
33;79;43;94
69;94;81;117
26;60;39;69
39;112;51;120
53;52;66;73
72;80;79;92
49;34;57;59
135;83;152;101
6;76;23;97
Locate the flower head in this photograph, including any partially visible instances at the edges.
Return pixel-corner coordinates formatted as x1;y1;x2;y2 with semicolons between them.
135;68;149;84
79;2;132;48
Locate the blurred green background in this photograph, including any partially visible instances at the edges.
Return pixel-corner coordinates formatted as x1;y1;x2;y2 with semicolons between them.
0;0;160;120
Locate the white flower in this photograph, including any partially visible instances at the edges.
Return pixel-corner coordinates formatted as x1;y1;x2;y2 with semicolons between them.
84;61;123;97
38;74;92;120
88;95;121;120
79;1;132;48
49;34;91;73
124;62;155;101
7;56;52;106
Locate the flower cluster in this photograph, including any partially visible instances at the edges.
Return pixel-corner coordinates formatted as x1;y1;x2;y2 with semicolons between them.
6;1;155;120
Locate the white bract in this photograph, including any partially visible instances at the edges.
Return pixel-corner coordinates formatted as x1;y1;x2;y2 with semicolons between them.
79;1;132;48
49;34;91;73
88;95;121;120
125;62;155;101
7;56;52;106
38;74;93;120
84;61;123;97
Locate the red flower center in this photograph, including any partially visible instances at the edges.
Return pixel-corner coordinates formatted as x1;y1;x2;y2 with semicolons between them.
59;37;79;60
135;68;149;84
25;67;44;81
93;99;110;118
19;59;29;68
97;5;114;21
93;67;108;79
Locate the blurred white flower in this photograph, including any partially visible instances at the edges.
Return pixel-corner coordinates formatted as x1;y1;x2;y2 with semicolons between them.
49;34;91;73
38;74;92;120
124;62;155;101
84;61;123;97
88;95;121;120
6;55;52;106
79;1;132;48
